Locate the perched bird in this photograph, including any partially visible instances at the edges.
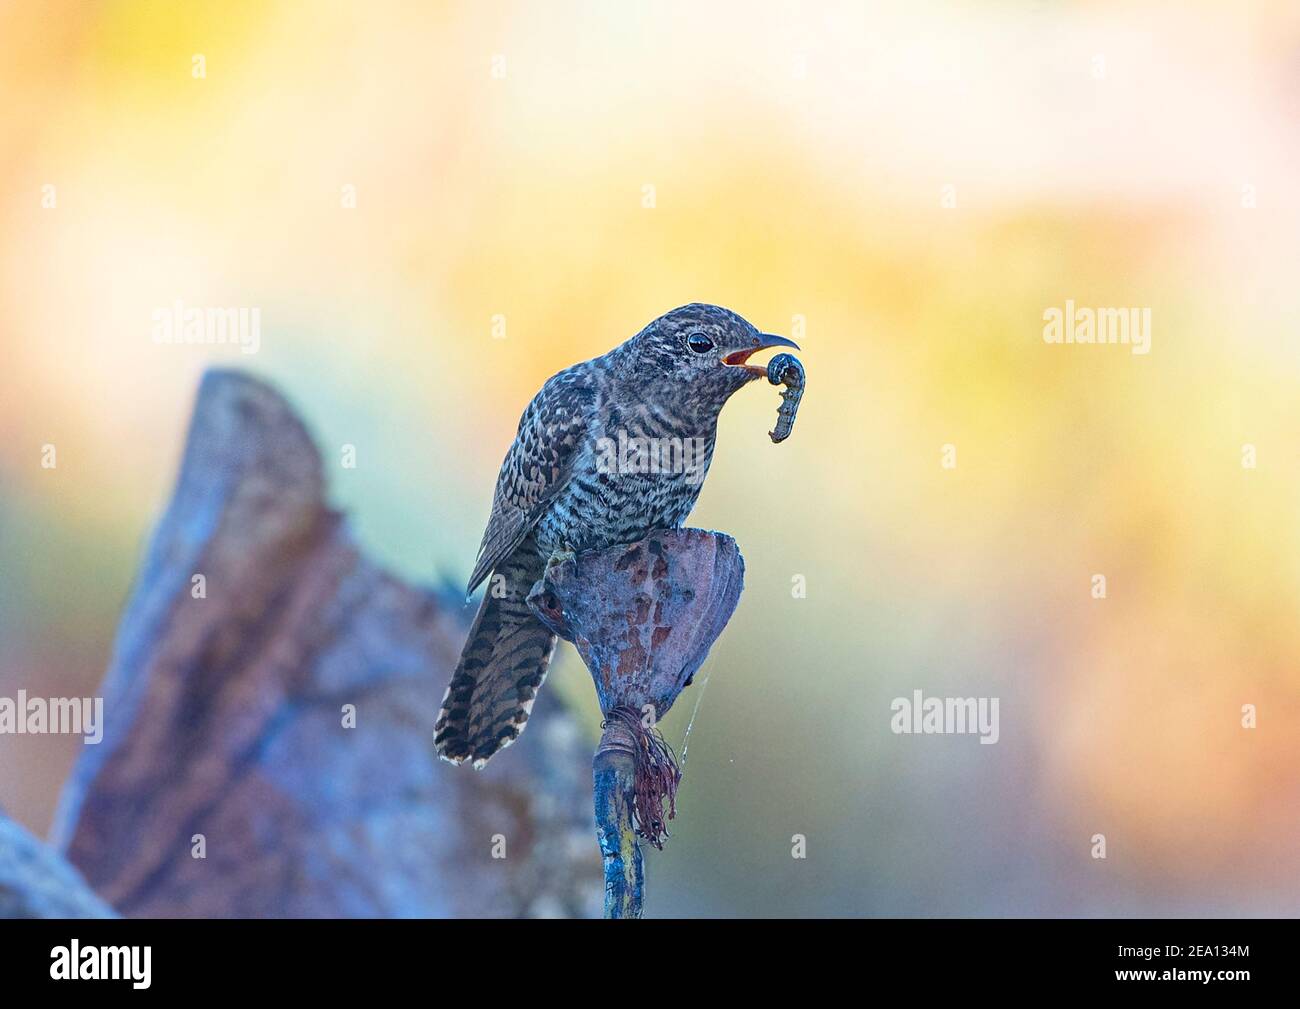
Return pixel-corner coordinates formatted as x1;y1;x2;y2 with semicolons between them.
435;303;798;767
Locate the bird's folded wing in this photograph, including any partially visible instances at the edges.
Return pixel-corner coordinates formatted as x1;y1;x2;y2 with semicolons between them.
466;368;595;592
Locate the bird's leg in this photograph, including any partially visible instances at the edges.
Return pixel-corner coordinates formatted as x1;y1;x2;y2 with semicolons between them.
545;543;578;574
527;544;580;641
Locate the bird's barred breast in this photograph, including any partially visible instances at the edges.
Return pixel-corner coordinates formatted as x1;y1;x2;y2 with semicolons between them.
535;403;715;556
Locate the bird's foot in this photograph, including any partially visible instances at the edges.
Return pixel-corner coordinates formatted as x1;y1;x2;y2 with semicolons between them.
546;545;578;573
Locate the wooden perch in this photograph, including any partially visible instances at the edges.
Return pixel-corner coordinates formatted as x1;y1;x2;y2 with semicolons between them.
528;529;745;918
40;369;600;918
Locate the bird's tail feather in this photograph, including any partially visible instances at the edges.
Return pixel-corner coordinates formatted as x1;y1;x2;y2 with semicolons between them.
434;543;556;767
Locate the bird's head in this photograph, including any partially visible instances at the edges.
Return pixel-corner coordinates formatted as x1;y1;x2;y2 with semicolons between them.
619;303;799;421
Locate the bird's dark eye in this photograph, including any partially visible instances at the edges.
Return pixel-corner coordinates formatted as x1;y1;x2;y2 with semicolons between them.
686;332;715;354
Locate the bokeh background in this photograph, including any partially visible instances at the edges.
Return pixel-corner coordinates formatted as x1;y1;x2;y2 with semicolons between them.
3;0;1299;916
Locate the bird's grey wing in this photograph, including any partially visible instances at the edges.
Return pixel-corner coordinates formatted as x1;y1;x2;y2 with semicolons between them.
465;368;594;592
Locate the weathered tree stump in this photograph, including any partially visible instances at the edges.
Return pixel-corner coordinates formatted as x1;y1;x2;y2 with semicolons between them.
34;369;600;918
0;807;115;919
528;529;745;918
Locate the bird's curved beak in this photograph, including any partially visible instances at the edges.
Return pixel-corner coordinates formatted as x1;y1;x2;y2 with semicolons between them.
721;333;801;376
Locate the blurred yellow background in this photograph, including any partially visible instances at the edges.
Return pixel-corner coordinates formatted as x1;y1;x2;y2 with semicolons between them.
2;0;1299;915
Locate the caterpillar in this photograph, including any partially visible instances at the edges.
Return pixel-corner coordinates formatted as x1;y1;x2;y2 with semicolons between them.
765;353;804;443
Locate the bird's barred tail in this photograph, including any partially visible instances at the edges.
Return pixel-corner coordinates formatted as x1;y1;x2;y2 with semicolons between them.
435;543;556;767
